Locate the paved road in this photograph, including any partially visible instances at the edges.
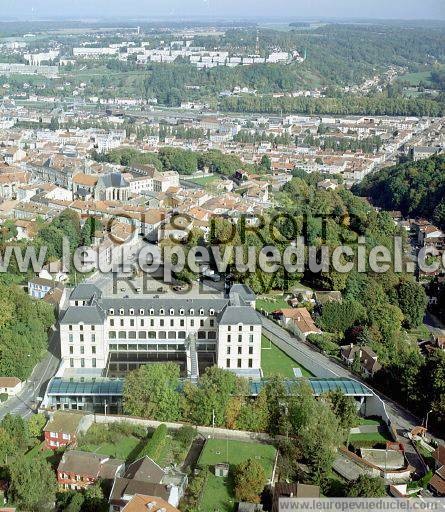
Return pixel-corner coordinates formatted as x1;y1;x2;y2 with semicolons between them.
0;325;60;420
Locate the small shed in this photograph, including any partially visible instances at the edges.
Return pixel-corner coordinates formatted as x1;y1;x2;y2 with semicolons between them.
215;462;229;477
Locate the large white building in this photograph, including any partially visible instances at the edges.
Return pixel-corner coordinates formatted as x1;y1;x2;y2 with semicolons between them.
59;283;262;378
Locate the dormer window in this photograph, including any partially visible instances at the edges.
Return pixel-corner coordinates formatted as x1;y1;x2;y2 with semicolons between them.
189;308;194;315
139;309;144;315
109;309;114;315
199;308;204;316
149;309;154;316
119;308;124;315
129;309;134;315
159;309;165;316
179;309;184;316
169;308;174;316
209;309;215;316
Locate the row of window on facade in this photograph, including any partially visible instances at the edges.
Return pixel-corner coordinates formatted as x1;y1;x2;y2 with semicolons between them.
227;358;254;368
69;358;97;368
68;345;96;355
109;317;216;328
108;330;219;340
107;307;216;316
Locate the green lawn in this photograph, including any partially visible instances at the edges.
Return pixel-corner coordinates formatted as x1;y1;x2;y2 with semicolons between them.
80;436;144;461
256;295;289;313
198;439;277;512
201;474;236;512
355;417;383;427
188;175;219;186
349;431;392;444
25;442;62;469
261;335;313;378
400;70;432;86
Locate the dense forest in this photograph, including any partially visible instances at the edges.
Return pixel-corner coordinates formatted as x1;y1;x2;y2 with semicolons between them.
354;155;445;227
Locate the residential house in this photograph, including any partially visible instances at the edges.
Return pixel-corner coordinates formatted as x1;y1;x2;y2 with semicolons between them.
28;276;58;299
340;344;382;377
72;173;99;200
43;411;92;450
39;259;69;283
317;178;338;191
57;450;124;490
0;170;29;199
272;482;320;512
109;456;188;511
278;308;321;339
121;494;180;512
3;147;26;164
0;377;23;396
430;445;445;497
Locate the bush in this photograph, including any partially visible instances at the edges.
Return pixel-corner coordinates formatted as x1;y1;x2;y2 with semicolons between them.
0;393;8;403
307;333;340;355
139;424;168;461
174;425;197;449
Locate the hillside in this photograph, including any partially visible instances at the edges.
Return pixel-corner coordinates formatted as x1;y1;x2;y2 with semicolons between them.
353;155;445;227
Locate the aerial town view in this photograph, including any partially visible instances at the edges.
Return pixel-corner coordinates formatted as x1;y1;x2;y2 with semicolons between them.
0;0;444;510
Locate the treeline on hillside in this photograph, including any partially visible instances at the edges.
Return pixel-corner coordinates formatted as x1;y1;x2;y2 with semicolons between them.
92;147;261;176
219;94;445;117
0;285;54;380
354;155;445;227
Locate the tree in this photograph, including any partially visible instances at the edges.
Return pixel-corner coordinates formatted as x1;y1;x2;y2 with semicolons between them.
325;390;358;431
234;458;267;503
347;475;386;497
290;382;343;483
1;414;28;451
27;413;47;439
83;481;107;512
260;154;271;172
182;366;247;427
396;280;428;328
64;493;85;512
8;456;57;511
123;363;181;421
318;299;367;333
0;427;19;465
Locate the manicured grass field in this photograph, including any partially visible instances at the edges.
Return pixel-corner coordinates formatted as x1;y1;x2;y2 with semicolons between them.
198;439;276;473
198;439;277;512
349;431;392;443
261;335;313;377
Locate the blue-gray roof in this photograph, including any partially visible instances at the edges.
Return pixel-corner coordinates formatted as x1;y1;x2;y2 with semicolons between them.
69;284;102;301
218;305;262;326
248;378;373;397
101;297;228;317
46;376;373;398
47;377;124;396
98;172;129;188
61;305;105;325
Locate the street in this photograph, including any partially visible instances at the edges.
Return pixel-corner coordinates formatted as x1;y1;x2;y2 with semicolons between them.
0;324;60;420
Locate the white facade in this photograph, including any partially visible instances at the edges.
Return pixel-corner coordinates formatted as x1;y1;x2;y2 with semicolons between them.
59;284;262;376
